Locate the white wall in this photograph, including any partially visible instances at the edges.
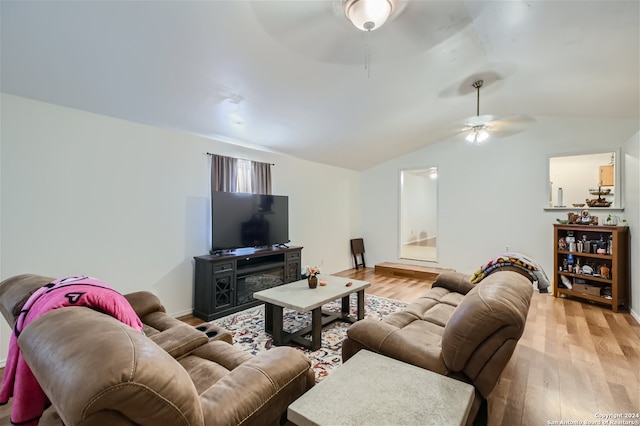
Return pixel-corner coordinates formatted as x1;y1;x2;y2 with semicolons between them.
361;116;639;304
623;131;639;322
0;93;361;362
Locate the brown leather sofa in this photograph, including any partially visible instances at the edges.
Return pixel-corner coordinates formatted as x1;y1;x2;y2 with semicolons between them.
342;271;533;425
0;274;315;425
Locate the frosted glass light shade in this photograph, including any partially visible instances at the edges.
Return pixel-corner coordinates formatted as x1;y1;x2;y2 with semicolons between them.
346;0;393;31
466;129;489;144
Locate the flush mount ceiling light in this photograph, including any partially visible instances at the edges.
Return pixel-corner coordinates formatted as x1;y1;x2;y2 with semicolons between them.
345;0;394;31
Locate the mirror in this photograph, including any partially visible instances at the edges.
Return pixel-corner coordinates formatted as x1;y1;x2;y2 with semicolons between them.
548;150;621;209
400;168;438;262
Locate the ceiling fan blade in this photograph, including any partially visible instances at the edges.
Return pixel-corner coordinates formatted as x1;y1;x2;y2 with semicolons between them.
249;1;365;64
249;0;477;65
385;1;473;51
486;115;537;138
457;114;536;140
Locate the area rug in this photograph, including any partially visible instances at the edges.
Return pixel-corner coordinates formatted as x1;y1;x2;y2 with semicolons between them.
211;294;408;382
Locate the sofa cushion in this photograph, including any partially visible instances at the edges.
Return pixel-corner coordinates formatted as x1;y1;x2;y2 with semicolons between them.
196;345;315;426
179;340;254;394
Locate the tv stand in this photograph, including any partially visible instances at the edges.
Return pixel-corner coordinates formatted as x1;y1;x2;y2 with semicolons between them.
193;246;302;321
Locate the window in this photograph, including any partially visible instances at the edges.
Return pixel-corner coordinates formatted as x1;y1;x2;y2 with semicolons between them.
209;153;272;194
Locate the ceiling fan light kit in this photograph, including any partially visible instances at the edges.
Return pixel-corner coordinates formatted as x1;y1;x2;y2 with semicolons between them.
345;0;394;31
465;128;489;144
464;79;491;145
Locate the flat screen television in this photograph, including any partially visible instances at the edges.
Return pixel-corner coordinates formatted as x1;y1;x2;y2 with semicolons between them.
211;191;289;251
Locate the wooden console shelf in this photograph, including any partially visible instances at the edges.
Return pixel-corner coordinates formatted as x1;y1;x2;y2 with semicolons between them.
553;224;629;312
193;246;302;321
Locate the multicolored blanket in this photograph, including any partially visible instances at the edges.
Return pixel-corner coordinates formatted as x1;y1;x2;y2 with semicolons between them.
0;276;143;426
471;252;551;292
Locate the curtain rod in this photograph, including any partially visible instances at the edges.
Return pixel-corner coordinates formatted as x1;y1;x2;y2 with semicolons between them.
206;152;275;166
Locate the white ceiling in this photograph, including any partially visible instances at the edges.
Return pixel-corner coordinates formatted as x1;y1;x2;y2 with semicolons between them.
2;1;638;171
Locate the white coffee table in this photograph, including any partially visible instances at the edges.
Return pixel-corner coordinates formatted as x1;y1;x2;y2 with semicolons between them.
288;350;475;426
253;275;370;351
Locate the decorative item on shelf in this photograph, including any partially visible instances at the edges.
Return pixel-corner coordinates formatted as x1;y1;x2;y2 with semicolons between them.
558;237;568;250
586;198;612;207
604;214;618;226
586;186;612;207
556;187;564;207
600;264;610;279
566;210;598;225
303;265;321;289
572;203;585;207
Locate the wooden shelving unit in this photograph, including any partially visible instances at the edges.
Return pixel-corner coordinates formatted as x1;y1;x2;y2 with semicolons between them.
553;224;629;312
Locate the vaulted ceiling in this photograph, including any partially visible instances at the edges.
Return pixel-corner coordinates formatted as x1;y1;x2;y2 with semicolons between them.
2;1;638;170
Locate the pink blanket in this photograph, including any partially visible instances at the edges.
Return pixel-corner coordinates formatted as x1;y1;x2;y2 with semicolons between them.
0;276;143;425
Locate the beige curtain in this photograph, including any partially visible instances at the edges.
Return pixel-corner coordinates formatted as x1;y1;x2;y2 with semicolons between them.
210;154;237;192
251;161;272;195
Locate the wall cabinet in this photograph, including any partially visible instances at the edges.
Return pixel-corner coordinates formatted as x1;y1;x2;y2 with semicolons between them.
599;164;614;186
553;224;629;312
194;246;302;321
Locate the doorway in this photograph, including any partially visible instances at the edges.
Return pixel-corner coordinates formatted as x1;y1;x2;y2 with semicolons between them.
399;168;438;262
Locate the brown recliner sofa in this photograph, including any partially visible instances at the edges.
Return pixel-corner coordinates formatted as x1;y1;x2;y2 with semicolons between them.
342;270;533;425
0;274;315;425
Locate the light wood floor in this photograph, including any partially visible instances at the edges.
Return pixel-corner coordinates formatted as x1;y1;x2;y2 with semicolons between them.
2;267;638;425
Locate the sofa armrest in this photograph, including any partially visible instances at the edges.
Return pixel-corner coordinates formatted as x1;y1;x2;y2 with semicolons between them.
432;272;475;295
0;274;54;326
124;290;166;317
148;322;209;359
197;346;314;426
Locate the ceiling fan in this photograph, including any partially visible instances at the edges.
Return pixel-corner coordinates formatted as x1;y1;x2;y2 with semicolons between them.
461;79;535;145
248;1;473;65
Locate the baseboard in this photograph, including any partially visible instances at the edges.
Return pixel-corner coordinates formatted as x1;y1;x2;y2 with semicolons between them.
170;309;193;318
630;307;640;325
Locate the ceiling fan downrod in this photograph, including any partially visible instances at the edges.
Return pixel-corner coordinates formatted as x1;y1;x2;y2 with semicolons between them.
473;79;484;117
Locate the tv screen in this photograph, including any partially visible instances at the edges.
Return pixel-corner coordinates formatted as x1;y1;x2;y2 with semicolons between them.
211;191;289;251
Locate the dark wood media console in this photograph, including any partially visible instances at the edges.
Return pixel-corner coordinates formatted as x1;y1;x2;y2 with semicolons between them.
193;246;302;321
